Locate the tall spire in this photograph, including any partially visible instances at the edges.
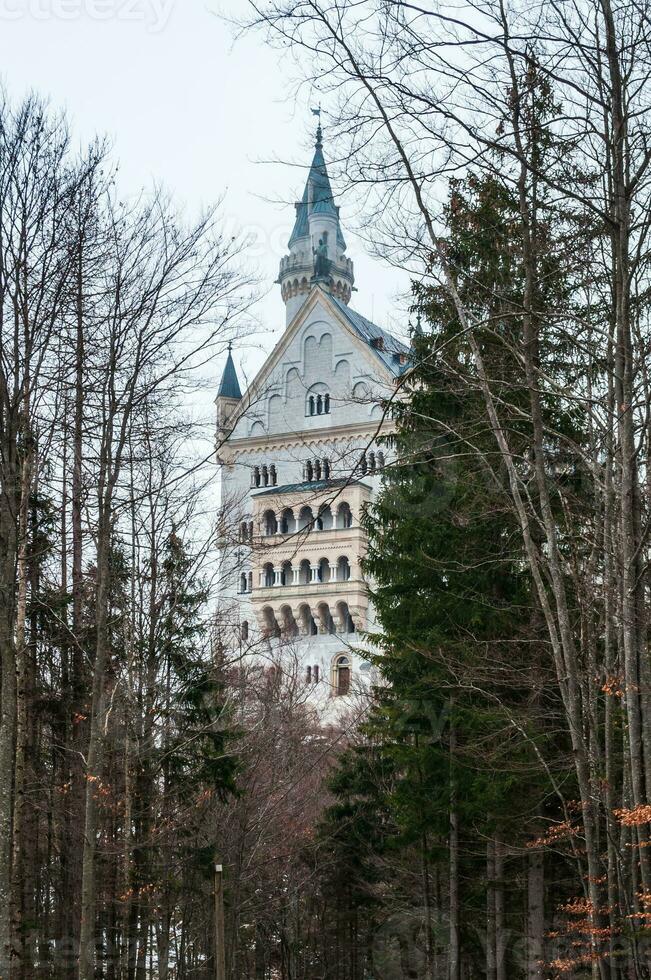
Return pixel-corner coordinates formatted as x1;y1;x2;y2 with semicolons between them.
279;118;355;325
217;342;242;400
287;124;346;251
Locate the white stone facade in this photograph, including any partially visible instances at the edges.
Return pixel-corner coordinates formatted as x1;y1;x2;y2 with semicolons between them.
215;135;408;722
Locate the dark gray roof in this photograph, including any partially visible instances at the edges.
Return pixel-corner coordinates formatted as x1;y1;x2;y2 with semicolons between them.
329;296;411;376
217;349;242;400
252;477;368;497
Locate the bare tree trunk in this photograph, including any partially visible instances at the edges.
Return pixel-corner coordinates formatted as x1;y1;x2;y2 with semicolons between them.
486;841;496;980
78;516;112;980
449;724;460;980
527;850;544;980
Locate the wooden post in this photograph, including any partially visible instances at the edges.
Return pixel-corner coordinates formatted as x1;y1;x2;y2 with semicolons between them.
214;864;226;980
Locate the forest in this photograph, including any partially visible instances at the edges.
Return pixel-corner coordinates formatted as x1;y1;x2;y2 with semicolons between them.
3;0;651;977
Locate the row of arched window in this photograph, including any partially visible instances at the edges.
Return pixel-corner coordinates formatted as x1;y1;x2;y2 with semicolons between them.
261;556;351;587
307;392;330;416
303;458;331;482
261;600;356;639
263;502;352;536
251;464;278;488
238;571;253;594
358;451;386;475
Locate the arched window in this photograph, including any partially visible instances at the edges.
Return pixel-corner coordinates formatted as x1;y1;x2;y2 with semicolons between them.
262;606;280;638
306;460;314;482
239;573;247;593
263;510;277;536
377;452;386;470
317;558;331;583
308;395;315;416
324;394;330;414
333;655;351;696
313;665;320;683
254;466;261;488
270;464;277;486
323;459;330;479
299;604;317;636
315;459;322;481
247;572;253;593
317;602;336;634
337;556;351;581
263;563;275;588
336;503;352;529
336;601;355;634
280;561;293;586
299;559;312;585
368;452;376;473
241;621;249;641
298;506;313;531
280;508;295;534
306;665;312;684
262;465;269;487
317;505;333;531
359;454;368;475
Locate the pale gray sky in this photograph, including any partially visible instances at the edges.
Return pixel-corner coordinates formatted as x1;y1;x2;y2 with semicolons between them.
0;0;411;386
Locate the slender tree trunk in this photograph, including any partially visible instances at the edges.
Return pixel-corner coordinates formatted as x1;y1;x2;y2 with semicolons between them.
527;850;544;980
78;517;112;980
449;724;460;980
486;841;496;980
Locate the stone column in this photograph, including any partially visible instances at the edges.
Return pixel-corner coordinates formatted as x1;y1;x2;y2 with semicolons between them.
310;564;319;583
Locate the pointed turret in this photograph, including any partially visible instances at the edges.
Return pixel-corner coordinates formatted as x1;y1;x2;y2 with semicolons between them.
278;124;355;325
215;343;242;439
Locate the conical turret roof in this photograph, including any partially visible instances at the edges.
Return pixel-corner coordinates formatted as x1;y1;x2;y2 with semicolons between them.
288;126;347;251
217;345;242;400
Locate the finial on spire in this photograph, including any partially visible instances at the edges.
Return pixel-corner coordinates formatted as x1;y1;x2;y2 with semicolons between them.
311;104;322;146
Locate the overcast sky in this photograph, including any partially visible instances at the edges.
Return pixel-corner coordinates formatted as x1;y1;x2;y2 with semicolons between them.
0;0;411;389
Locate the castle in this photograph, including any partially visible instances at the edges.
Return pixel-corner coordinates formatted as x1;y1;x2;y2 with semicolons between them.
215;126;409;714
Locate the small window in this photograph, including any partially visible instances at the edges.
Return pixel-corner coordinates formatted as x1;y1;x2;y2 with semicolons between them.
247;572;253;593
333;655;351;696
306;461;314;482
308;395;315;416
315;459;322;481
323;459;330;479
239;573;247;594
306;665;312;684
377;452;385;470
359;454;367;475
262;465;269;487
241;621;249;641
253;466;261;488
369;452;376;474
313;665;320;683
324;394;330;414
270;465;277;486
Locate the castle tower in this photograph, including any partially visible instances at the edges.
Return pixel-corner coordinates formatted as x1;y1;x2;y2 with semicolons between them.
215;342;242;439
277;125;355;325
